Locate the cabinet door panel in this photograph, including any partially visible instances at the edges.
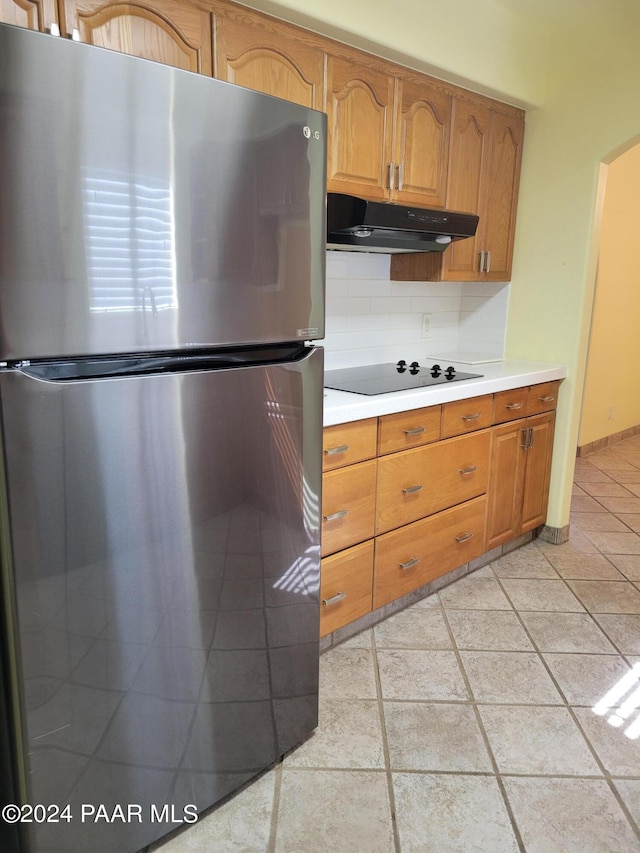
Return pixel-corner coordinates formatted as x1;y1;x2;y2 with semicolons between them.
442;98;490;280
376;429;490;534
326;55;395;199
374;495;486;609
393;76;451;208
481;111;524;281
320;540;374;636
61;0;213;74
322;459;377;556
214;7;323;109
521;412;555;533
0;0;56;30
486;419;526;550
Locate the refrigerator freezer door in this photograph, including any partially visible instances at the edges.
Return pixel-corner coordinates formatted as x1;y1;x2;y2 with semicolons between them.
0;24;326;361
0;347;322;853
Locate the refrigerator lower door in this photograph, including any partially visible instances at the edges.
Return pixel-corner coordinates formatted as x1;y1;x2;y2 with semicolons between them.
0;347;322;853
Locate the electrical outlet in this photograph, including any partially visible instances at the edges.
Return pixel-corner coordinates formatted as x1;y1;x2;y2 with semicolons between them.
421;313;432;338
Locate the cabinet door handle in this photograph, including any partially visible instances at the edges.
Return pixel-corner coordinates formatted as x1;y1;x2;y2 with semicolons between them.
402;484;423;494
521;427;534;449
322;591;347;607
325;444;349;456
404;426;426;436
506;402;524;410
461;413;481;422
459;465;477;475
455;532;474;543
397;162;404;190
399;557;420;570
479;251;486;273
323;509;349;522
539;395;555;403
388;162;395;190
485;250;491;273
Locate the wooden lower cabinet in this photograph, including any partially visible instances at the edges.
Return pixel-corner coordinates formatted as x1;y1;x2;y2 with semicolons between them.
321;458;377;556
374;496;486;609
320;540;374;636
486;410;556;550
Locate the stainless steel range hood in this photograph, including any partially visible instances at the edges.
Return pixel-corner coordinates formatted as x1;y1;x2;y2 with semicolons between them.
326;192;479;254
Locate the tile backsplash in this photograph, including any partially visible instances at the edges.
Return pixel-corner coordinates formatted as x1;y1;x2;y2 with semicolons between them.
324;251;509;370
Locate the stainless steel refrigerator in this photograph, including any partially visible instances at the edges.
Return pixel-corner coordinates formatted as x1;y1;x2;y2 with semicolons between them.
0;22;326;853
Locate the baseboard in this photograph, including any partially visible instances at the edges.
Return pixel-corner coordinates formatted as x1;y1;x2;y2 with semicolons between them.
537;523;570;545
577;424;640;457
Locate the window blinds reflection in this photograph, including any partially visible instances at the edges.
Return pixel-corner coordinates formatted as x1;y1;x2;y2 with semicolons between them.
83;170;177;313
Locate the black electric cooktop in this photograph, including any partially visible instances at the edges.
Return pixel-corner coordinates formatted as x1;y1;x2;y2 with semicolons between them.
324;361;483;396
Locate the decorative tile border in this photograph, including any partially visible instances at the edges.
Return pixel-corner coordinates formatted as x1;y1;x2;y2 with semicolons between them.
577;424;640;458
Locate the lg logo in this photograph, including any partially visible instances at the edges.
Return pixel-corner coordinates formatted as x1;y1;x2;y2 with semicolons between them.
303;126;321;140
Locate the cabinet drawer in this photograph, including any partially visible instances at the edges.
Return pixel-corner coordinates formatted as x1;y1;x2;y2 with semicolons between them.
376;429;490;534
323;418;378;471
493;387;528;424
322;459;377;556
441;395;493;437
374;495;487;609
526;381;560;416
378;406;441;455
320;540;374;636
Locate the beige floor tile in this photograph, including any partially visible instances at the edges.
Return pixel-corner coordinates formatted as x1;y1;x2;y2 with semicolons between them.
580;482;636;497
571;512;629;533
594;614;640;654
615;470;640;484
587;452;638;472
490;544;558;578
542;653;631;705
392;773;519;853
319;648;377;699
573;483;587;496
571;495;609;513
373;605;452;649
626;483;640;497
521;612;617;653
504;777;639;852
284;699;384;769
607;555;640;580
447;609;533;651
500;578;585;611
574;707;640;776
567;580;640;614
598;496;640;514
338;628;373;649
438;576;513;610
479;704;600;774
544;552;625;580
276;769;394;853
460;650;563;704
384;702;492;771
573;466;615;484
154;770;275;852
611;779;640;830
377;649;469;701
620;514;640;533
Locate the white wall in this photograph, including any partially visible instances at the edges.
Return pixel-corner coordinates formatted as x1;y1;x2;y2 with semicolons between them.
325;251;509;369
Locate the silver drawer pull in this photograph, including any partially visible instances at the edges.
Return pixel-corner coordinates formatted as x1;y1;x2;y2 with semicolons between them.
505;402;524;410
399;557;420;570
325;444;349;456
461;413;481;421
322;591;347;607
455;532;474;543
539;395;555;403
404;426;426;436
459;465;477;475
323;510;349;522
402;484;423;494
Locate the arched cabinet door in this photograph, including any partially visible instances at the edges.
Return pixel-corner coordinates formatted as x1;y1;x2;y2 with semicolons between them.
60;0;213;74
0;0;58;31
325;54;395;201
213;5;323;110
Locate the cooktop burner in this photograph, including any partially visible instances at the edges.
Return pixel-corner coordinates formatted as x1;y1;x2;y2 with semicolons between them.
324;361;483;396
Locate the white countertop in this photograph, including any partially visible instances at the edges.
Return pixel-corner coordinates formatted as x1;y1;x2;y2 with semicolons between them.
323;359;568;426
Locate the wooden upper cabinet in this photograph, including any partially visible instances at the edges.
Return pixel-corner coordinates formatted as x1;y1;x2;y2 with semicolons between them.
213;4;324;110
60;0;213;74
0;0;57;31
325;54;395;200
392;73;451;208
